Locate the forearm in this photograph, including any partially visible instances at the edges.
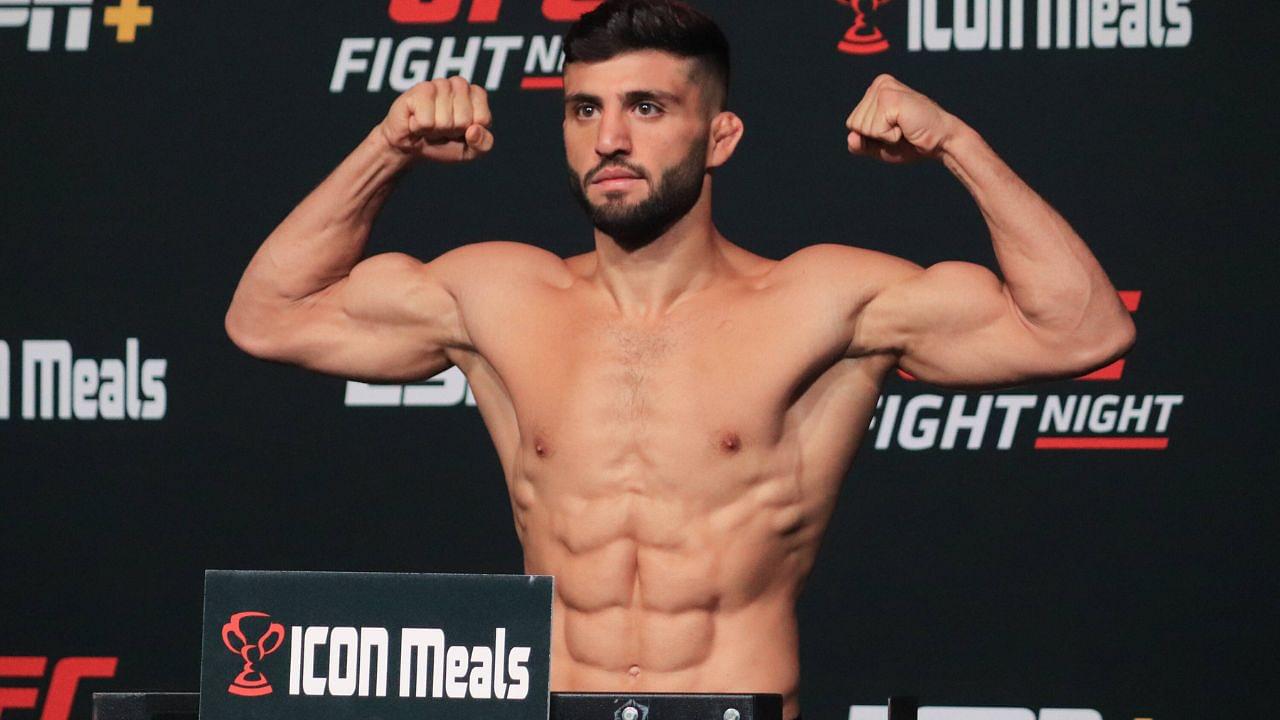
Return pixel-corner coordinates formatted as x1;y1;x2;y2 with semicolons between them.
940;121;1133;344
231;126;413;311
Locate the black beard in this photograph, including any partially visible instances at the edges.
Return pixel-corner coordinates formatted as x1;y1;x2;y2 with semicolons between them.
567;135;709;252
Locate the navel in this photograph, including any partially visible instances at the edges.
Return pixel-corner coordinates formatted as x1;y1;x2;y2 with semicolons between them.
718;431;742;454
627;664;641;677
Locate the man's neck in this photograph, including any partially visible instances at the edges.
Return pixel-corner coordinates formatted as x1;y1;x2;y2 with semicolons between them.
590;195;725;319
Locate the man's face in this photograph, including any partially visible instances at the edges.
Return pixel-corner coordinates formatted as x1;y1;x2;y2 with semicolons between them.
563;50;713;250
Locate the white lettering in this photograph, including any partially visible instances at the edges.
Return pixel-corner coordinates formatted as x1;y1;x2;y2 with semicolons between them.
1118;0;1147;47
1164;0;1191;46
1153;394;1183;432
899;394;944;450
432;36;482;81
1116;394;1153;432
359;627;390;697
98;359;125;419
72;357;98;419
467;646;493;699
367;37;395;92
524;34;563;74
482;36;524;90
1040;395;1076;432
331;38;375;93
941;395;993;449
346;368;477;408
23;340;71;419
444;645;470;698
874;394;901;449
505;645;530;700
923;0;952;50
327;627;359;696
1091;0;1119;48
494;626;508;699
290;626;303;695
954;0;988;50
303;626;329;696
1039;710;1103;720
399;628;446;698
391;37;435;91
995;395;1037;448
1087;393;1120;433
18;338;165;421
0;340;8;419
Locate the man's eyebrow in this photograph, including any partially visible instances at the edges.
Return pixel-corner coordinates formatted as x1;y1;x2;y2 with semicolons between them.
564;92;602;107
563;90;681;106
623;90;681;105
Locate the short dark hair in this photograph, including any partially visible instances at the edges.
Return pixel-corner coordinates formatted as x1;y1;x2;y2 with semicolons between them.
564;0;731;112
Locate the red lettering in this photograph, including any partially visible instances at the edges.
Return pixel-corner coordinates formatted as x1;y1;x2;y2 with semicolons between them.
388;0;462;24
39;658;118;720
468;0;501;22
0;657;118;720
0;658;47;720
541;0;604;21
388;0;602;23
0;691;40;720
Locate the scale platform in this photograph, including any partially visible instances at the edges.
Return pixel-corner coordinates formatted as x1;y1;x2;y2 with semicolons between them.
94;692;917;720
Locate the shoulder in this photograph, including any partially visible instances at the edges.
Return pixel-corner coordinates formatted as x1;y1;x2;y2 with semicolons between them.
768;243;923;298
425;240;575;291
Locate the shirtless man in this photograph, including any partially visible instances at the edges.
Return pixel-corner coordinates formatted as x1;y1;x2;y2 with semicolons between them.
224;1;1135;718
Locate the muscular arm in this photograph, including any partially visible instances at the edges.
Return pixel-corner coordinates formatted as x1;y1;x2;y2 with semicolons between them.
224;78;497;383
840;75;1135;388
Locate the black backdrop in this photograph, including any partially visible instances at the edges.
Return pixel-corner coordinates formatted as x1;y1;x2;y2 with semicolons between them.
2;2;1276;719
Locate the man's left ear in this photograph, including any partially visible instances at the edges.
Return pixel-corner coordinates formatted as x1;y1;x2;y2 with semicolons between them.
707;111;744;169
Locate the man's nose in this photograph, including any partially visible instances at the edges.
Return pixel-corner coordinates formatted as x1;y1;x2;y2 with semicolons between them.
595;106;632;156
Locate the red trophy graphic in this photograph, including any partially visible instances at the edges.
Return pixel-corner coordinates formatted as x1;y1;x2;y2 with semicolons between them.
836;0;895;55
221;611;286;697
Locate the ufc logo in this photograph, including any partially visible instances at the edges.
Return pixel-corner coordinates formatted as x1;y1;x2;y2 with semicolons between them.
388;0;603;24
0;657;118;720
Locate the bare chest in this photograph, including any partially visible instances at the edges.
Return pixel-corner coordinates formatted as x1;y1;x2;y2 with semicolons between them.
473;284;851;479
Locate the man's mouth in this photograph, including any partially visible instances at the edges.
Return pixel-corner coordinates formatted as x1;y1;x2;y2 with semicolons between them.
590;167;644;186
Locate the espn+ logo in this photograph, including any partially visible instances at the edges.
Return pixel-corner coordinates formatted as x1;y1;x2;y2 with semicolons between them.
0;0;152;51
0;0;91;51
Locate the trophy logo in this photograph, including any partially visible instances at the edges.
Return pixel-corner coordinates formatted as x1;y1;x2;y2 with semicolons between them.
221;611;286;697
836;0;895;55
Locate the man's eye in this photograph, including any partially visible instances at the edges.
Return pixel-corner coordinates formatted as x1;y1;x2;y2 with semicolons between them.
577;105;596;118
636;102;662;116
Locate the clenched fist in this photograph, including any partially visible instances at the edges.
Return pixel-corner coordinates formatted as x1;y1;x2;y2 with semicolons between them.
845;74;960;164
380;77;494;163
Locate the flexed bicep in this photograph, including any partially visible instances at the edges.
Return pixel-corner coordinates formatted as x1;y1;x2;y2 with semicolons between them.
230;251;468;383
856;261;1128;389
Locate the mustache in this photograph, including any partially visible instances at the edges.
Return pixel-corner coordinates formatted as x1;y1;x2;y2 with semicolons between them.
584;159;648;184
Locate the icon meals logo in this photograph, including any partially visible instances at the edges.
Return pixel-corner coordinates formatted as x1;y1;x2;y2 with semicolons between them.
836;0;895;55
833;0;1193;55
217;617;533;702
222;612;286;697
